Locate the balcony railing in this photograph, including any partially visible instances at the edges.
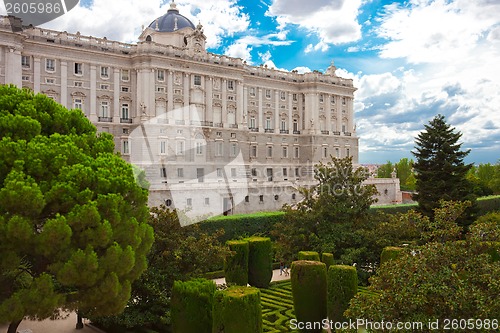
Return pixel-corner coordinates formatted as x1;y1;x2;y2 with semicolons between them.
250;127;259;132
214;123;224;128
293;130;301;134
264;128;274;133
229;124;238;129
120;118;132;123
201;121;213;127
98;117;112;122
280;129;289;134
344;132;352;136
332;131;341;135
321;130;329;135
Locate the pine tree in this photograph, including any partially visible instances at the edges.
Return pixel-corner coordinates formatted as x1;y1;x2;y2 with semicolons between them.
412;114;475;224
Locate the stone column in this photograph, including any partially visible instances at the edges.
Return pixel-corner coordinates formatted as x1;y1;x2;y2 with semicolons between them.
206;76;213;123
336;95;342;133
5;47;22;87
258;88;263;132
243;86;248;128
60;61;68;108
326;94;331;133
167;71;174;120
183;73;189;124
288;92;293;132
222;79;227;125
33;57;41;93
113;68;120;122
274;90;280;132
237;80;244;125
90;64;97;122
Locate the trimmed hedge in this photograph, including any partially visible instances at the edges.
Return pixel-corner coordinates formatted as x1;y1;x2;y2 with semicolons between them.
321;253;334;271
200;212;285;243
298;251;320;261
224;240;249;286
171;278;216;333
246;236;273;288
291;260;327;333
380;246;403;265
212;286;262;333
327;265;358;324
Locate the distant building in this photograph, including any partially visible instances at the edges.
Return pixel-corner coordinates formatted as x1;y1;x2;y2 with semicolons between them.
0;3;400;220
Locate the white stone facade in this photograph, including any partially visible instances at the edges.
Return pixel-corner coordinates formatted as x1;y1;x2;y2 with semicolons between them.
0;7;400;221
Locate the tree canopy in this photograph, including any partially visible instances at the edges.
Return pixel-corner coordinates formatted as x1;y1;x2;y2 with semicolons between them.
0;85;154;332
412;114;475;223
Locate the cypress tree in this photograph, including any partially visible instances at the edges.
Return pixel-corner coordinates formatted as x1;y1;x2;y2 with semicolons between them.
412;114;475;225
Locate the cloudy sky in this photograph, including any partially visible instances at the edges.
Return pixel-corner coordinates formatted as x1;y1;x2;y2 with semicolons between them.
36;0;500;164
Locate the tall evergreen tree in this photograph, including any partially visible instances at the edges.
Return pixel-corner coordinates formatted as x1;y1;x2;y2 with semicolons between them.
412;114;475;224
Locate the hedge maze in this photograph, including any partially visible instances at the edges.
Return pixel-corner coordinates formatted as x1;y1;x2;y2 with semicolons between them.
260;281;296;332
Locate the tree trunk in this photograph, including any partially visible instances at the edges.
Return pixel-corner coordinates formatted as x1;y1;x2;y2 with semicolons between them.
7;320;22;333
76;312;84;329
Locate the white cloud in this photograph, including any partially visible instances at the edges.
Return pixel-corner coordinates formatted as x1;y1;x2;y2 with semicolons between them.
258;50;272;63
267;0;363;49
225;42;253;63
42;0;250;48
292;66;312;74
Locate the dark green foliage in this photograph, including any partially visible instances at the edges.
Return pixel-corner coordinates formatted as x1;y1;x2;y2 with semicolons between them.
477;195;500;215
321;253;334;270
171;278;216;333
0;85;153;329
212;286;262;333
291;260;327;332
200;212;284;243
412;114;476;225
224;240;249;286
298;251;320;261
380;247;403;265
259;280;295;332
327;265;358;324
246;237;273;288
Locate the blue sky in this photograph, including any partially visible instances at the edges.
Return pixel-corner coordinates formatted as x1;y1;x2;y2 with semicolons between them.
39;0;500;164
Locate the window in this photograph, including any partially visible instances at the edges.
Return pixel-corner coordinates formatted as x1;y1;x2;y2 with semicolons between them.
230;133;236;138
342;97;346;105
331;95;335;104
156;86;165;92
227;80;234;90
251;168;257;177
160;167;167;178
250;87;256;97
245;195;249;203
122;140;129;154
259;195;264;202
186;198;192;207
121;103;129;119
335;148;340;157
265;117;271;130
267;146;273;158
197;168;204;183
21;55;30;68
194;75;201;86
283;168;288;177
294;147;299;158
265;89;271;98
251;145;257;158
230;143;237;157
346;148;350;157
282;146;288;158
216;142;223;156
160;140;167;154
196;142;203;155
266;168;273;181
293;119;299;132
74;81;83;87
22;75;30;81
204;198;210;205
121;69;129;81
100;66;109;79
165;199;172;206
122;128;129;134
216;131;222;137
177;168;184;178
176;141;185;155
295;167;300;177
280;91;286;100
342;124;346;133
157;69;165;81
292;193;296;200
45;59;55;71
280;120;286;131
217;168;223;177
100;84;109;90
121;86;129;92
74;62;83;75
231;168;237;178
293;93;297;101
319;94;324;103
100;101;109;117
323;147;328;158
73;98;83;110
250;117;256;129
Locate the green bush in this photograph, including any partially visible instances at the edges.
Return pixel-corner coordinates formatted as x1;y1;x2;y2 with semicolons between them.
200;212;285;243
321;253;334;271
171;278;216;333
477;195;500;216
224;240;249;286
291;260;327;333
212;286;262;333
246;236;273;288
298;251;320;261
380;246;403;265
327;265;358;324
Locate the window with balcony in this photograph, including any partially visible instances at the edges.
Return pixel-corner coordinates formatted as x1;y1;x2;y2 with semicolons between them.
100;101;109;118
100;66;109;79
250;117;256;129
176;141;185;155
160;140;167;155
73;98;83;110
121;103;129;120
251;145;257;158
294;147;299;158
282;146;288;158
265;117;271;130
196;142;203;155
122;140;129;154
230;143;238;157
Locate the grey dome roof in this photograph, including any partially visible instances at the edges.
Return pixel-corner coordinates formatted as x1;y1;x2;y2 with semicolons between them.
148;2;195;32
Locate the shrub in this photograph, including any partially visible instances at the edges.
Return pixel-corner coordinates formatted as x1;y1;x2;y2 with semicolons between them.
321;253;334;270
212;286;262;333
380;246;403;265
171;278;216;333
224;240;249;286
291;260;327;332
298;251;320;261
327;265;358;324
246;236;273;288
477;195;500;216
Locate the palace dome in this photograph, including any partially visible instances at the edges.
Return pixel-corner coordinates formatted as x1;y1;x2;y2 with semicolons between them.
148;1;195;32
